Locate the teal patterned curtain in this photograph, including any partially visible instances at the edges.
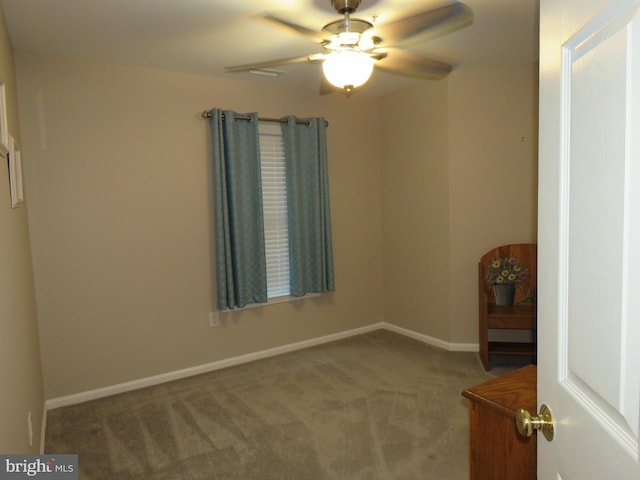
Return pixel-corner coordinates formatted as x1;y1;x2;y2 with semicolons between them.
281;116;335;296
209;109;268;309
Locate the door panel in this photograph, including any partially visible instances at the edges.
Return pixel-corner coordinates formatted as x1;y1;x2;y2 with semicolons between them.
563;4;639;448
538;0;640;477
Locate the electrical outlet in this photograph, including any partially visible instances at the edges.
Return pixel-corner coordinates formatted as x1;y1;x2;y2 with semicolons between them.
209;311;220;327
27;411;33;447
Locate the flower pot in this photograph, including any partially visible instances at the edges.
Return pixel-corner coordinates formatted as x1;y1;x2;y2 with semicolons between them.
493;284;516;306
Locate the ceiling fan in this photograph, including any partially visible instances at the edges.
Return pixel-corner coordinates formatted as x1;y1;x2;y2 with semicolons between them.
225;0;473;96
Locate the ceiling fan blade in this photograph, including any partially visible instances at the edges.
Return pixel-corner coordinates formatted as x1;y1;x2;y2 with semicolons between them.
225;54;324;73
374;2;473;47
375;48;453;80
260;13;330;43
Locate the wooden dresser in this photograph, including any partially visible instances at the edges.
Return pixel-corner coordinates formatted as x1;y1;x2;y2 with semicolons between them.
462;365;537;480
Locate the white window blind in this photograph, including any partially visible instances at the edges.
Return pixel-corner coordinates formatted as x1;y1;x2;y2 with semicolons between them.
259;123;290;298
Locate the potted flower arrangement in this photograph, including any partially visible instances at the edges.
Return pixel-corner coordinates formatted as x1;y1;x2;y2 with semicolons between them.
485;256;529;305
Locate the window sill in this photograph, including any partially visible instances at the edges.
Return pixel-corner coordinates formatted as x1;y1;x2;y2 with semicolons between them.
220;293;320;313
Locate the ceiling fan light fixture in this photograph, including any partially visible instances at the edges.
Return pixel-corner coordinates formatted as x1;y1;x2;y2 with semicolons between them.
356;35;375;50
336;31;360;46
322;50;374;90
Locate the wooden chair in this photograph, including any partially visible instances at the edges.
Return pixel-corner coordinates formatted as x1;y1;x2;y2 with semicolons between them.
478;244;537;371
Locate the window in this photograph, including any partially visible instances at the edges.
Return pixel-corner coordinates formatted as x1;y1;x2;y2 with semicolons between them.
210;110;333;310
259;123;290;298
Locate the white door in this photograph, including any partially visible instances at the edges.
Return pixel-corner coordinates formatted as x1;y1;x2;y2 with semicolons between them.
538;0;640;478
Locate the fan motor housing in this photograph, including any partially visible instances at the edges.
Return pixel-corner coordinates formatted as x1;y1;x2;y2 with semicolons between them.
331;0;361;14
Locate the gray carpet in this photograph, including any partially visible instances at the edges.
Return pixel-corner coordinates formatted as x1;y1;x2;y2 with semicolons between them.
45;329;529;479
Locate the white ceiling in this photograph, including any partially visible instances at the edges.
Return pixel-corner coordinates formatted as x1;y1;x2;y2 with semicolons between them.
0;0;539;97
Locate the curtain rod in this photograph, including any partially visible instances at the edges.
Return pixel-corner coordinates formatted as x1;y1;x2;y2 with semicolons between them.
200;111;328;127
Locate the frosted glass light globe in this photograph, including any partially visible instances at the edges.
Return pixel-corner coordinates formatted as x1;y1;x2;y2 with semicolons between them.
322;50;374;89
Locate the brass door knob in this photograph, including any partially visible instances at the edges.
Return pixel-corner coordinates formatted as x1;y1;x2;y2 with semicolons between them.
515;404;555;441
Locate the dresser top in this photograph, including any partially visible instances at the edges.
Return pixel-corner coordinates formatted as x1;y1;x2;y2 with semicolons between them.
462;365;537;417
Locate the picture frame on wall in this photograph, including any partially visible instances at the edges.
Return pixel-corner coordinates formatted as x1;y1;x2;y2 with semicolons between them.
13;148;24;206
0;84;8;157
7;135;24;208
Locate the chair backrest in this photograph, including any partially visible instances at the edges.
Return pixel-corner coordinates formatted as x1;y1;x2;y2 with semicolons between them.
479;244;537;305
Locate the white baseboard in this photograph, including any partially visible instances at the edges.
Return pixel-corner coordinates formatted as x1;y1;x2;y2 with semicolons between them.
40;405;47;454
45;322;385;410
381;323;479;352
45;321;478;410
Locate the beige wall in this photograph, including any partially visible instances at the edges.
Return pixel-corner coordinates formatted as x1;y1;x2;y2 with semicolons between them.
379;80;451;339
447;64;538;343
14;51;537;401
0;7;44;452
16;52;384;399
380;63;538;343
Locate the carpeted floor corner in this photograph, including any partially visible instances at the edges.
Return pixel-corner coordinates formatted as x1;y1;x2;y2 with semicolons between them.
45;329;529;479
